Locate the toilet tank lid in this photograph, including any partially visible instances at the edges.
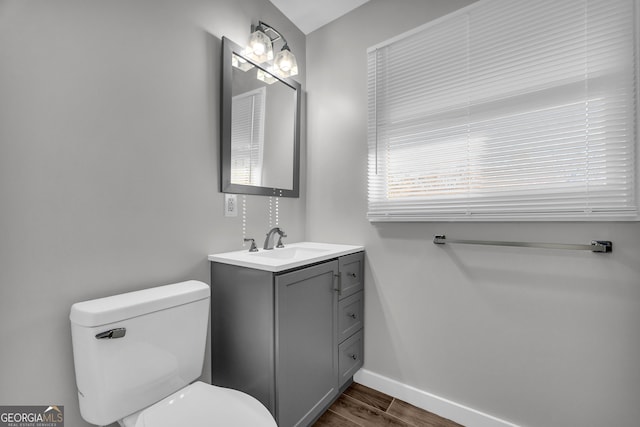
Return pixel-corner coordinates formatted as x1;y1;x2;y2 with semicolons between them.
70;280;209;327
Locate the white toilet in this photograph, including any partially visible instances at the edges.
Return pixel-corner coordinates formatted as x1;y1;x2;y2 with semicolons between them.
69;280;276;427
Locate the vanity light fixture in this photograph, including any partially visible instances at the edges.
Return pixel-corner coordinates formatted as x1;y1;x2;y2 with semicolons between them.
245;21;298;79
231;53;254;71
256;68;279;85
273;45;298;78
246;23;274;63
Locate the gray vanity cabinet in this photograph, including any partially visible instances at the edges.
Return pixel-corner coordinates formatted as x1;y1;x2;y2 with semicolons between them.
210;251;364;427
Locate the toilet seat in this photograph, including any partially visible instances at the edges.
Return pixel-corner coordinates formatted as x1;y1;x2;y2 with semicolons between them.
121;381;276;427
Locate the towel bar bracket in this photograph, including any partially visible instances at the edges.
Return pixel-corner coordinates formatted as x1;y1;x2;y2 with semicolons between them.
591;240;613;253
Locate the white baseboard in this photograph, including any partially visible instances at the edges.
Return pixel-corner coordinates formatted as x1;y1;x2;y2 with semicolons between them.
353;369;520;427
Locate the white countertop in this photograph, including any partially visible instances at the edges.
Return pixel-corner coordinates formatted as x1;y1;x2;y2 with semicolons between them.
208;241;364;272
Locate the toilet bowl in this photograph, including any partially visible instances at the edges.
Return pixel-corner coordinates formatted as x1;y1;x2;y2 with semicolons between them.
119;382;275;427
70;280;276;427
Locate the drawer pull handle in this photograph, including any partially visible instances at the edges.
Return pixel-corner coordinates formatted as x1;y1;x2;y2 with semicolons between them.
347;312;358;319
347;272;357;278
349;353;358;360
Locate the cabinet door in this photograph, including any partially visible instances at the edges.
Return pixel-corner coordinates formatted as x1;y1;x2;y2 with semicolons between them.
275;260;339;427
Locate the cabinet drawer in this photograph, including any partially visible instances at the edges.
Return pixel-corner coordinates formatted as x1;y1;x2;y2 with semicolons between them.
338;292;363;343
339;252;364;299
338;330;363;386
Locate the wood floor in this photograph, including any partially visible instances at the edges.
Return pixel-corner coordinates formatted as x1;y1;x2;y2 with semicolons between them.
313;383;464;427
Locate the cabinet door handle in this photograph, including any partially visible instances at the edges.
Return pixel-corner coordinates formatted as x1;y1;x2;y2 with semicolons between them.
347;272;357;279
333;273;342;296
348;353;358;360
347;312;358;319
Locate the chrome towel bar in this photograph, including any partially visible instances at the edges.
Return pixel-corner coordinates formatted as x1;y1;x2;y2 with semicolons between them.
433;235;612;253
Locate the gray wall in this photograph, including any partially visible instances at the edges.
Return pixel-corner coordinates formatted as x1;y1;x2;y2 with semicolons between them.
0;1;305;426
305;1;640;426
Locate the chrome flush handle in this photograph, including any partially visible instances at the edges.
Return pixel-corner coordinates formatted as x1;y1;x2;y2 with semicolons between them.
95;328;126;339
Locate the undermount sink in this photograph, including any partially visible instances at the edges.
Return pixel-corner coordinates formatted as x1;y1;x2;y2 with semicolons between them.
208;242;364;272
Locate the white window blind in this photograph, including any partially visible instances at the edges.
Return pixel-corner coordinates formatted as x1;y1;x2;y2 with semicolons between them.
231;87;266;186
367;0;639;221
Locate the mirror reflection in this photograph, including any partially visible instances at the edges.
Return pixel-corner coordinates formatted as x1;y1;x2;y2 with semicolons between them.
231;55;296;189
221;37;301;197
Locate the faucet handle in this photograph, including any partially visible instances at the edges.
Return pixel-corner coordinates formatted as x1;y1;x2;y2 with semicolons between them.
276;231;286;248
244;238;258;252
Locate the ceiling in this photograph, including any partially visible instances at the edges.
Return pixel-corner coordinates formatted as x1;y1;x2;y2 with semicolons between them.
269;0;370;34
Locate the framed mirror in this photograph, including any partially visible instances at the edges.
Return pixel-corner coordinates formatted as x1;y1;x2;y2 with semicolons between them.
220;37;301;197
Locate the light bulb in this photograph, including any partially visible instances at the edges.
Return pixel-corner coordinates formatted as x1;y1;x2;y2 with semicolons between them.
278;58;292;72
252;42;265;55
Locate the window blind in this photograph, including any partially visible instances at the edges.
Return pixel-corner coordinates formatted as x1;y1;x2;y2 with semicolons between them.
367;0;639;221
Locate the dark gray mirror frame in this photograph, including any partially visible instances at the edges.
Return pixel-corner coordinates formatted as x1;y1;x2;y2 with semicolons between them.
220;36;301;198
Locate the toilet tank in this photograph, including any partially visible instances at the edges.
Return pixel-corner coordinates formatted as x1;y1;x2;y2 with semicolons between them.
70;280;210;426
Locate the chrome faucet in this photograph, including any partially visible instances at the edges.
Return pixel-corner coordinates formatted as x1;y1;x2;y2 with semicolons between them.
263;227;286;250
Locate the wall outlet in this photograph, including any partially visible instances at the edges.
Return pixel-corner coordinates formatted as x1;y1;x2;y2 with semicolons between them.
224;194;238;217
